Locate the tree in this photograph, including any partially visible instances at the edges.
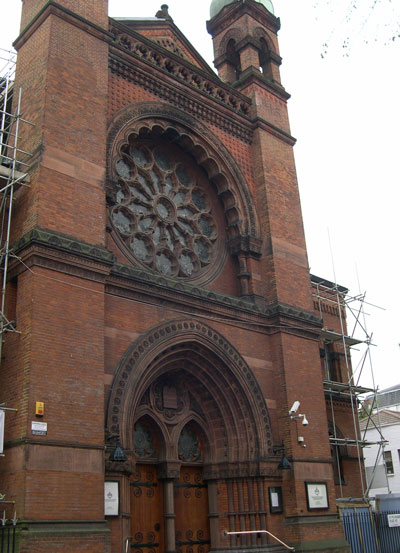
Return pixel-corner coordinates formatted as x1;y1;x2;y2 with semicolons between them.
311;0;400;57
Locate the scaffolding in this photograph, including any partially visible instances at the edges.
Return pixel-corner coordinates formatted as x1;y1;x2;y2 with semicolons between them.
0;48;30;529
0;47;31;363
312;275;389;502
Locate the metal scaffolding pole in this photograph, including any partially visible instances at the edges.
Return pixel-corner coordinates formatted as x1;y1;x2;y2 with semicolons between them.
312;276;386;501
0;47;32;364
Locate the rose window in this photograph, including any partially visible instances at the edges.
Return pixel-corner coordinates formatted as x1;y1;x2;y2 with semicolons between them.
109;139;222;279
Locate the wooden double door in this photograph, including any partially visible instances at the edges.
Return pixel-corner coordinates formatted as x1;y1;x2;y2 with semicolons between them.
130;464;210;553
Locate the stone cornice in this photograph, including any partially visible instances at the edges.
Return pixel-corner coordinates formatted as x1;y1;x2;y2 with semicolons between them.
15;520;109;536
109;42;294;145
109;261;263;317
14;1;113;51
10;228;114;284
3;437;104;451
109;262;322;333
13;228;115;266
11;228;321;335
235;66;290;102
111;18;214;75
110;19;251;116
252;116;296;146
109;51;254;143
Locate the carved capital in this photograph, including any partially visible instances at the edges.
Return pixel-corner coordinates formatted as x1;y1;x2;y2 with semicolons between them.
105;459;133;475
158;461;182;480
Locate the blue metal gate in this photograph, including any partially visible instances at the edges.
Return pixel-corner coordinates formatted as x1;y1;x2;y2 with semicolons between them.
340;508;400;553
341;508;379;553
375;511;400;553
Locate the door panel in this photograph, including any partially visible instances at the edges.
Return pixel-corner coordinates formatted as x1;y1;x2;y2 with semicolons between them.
174;467;210;553
130;464;164;553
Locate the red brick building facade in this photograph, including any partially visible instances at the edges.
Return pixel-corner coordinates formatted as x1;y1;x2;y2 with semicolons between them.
0;1;362;552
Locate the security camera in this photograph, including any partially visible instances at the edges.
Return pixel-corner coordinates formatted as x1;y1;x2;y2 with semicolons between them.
289;401;300;415
301;415;309;426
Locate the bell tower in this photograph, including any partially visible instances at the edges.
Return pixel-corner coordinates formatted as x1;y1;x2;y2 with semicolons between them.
2;1;111;552
208;0;310;311
207;3;352;553
208;0;281;85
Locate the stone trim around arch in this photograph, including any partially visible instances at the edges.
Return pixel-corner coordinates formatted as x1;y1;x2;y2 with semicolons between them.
106;102;262;258
216;26;243;60
106;319;273;464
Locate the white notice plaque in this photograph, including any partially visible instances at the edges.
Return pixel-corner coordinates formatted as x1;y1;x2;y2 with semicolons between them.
388;514;400;528
271;492;279;508
105;481;119;516
305;482;329;510
31;421;47;436
0;411;4;454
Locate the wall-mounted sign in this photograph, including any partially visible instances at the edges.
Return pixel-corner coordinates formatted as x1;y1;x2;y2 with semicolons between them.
388;514;400;528
305;482;329;510
105;481;119;516
0;411;4;454
31;421;47;436
269;486;283;513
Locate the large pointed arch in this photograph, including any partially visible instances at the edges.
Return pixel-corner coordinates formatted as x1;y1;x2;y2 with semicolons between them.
106;319;273;475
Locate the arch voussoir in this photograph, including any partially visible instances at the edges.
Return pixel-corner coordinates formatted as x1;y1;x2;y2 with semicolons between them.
106;319;273;470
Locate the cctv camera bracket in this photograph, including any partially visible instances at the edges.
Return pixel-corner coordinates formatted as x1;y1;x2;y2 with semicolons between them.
290;413;308;425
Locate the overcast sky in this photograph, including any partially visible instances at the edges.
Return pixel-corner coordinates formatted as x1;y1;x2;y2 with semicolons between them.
2;0;399;392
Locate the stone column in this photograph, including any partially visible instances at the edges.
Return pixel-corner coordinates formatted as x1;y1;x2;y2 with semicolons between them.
159;461;181;553
207;480;220;550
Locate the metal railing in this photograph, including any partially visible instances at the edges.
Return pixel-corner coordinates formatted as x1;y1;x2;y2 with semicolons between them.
224;529;295;551
125;530;295;552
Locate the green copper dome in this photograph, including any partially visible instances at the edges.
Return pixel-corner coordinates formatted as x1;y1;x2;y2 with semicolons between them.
210;0;274;19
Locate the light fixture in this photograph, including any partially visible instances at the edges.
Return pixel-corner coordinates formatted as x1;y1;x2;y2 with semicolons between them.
278;451;292;470
109;438;127;462
274;441;291;470
300;414;309;426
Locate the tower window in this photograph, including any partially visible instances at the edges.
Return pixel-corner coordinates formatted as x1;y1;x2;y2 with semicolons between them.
323;343;340;382
258;38;272;79
226;39;242;81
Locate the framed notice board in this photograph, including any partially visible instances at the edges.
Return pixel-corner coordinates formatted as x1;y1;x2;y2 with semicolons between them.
305;482;329;510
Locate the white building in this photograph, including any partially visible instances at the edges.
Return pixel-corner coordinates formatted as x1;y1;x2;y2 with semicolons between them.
360;408;400;496
364;384;400;413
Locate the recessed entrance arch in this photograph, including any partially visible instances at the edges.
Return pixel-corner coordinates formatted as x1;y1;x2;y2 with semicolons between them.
106;320;274;552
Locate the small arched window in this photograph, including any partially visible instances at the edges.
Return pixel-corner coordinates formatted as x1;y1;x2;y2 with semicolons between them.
133;418;161;460
226;38;242;81
258;37;272;79
178;425;204;462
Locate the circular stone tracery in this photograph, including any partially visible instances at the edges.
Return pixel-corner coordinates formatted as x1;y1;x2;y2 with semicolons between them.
155;196;175;222
109;139;223;279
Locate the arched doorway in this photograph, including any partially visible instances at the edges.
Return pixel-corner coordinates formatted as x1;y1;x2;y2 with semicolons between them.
107;320;274;552
130;374;212;553
130;418;165;553
175;424;210;553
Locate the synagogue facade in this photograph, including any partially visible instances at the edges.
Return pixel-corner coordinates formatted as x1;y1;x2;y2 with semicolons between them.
0;1;361;552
